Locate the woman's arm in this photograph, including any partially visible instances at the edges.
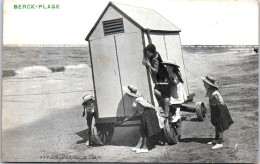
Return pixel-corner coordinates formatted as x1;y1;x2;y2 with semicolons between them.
116;108;138;125
149;58;159;73
146;29;152;44
143;58;159;74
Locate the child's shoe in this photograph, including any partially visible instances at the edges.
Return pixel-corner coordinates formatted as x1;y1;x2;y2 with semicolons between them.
207;140;217;145
211;143;223;149
136;148;149;153
86;140;94;146
171;114;181;123
131;147;140;152
172;108;181;122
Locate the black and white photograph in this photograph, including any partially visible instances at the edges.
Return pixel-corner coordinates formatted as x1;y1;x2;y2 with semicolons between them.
1;0;258;163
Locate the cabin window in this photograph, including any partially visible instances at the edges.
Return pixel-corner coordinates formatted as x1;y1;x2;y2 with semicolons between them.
103;18;124;36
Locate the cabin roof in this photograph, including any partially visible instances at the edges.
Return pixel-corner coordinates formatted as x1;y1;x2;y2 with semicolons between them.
86;2;181;41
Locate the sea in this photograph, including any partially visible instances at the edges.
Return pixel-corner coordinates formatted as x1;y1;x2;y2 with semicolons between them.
3;46;90;77
2;46;93;93
2;46;95;130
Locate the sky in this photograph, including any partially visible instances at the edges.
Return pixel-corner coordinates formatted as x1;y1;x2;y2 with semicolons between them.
3;0;259;45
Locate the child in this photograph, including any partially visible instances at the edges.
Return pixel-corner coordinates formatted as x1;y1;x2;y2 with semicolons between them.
118;85;162;153
82;94;96;146
201;75;233;149
162;60;187;122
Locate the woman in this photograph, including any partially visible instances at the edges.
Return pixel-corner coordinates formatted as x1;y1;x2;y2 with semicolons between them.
82;94;96;146
142;43;169;110
142;30;168;84
201;75;233;149
162;60;187;122
142;30;169;109
142;44;168;83
118;85;162;153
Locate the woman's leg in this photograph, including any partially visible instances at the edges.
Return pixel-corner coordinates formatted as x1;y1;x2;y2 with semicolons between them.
135;137;143;148
135;125;149;153
164;98;170;117
86;113;94;145
133;126;145;148
131;125;144;152
136;135;149;153
142;136;148;149
154;89;164;108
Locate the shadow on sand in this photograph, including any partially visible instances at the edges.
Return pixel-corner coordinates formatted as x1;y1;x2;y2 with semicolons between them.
75;129;89;144
180;137;214;144
75;126;140;147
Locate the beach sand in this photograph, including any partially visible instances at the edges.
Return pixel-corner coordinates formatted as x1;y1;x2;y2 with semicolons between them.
2;47;258;163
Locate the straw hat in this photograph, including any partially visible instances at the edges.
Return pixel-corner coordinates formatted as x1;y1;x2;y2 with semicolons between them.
126;85;154;109
82;94;95;105
126;85;142;98
162;60;180;68
136;97;155;109
201;75;219;88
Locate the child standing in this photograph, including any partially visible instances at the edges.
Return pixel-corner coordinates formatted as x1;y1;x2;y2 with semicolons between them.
82;94;96;146
201;75;233;149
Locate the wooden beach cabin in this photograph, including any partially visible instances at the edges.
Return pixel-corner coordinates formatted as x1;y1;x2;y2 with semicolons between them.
85;2;188;123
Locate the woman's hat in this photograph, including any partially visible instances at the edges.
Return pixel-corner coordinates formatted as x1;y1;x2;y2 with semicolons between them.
126;85;142;98
145;44;156;54
136;97;155;109
162;60;180;68
201;75;219;88
82;94;95;105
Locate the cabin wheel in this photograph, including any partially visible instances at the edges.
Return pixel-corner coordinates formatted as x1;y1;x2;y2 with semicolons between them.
163;114;182;145
91;116;114;145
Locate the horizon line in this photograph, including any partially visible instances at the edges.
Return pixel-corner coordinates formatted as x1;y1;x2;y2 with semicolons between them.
3;44;258;47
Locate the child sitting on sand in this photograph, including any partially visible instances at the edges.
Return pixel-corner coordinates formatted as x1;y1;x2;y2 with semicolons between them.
82;94;96;146
117;85;162;153
201;75;233;149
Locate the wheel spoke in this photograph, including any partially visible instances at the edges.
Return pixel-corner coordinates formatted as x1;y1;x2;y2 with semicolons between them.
103;131;107;143
93;122;114;145
98;130;102;136
105;130;109;142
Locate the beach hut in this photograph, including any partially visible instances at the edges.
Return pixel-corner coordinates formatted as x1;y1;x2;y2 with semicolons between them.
85;2;188;123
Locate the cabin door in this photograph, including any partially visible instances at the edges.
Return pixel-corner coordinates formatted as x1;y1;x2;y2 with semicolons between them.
115;32;151;116
89;36;124;118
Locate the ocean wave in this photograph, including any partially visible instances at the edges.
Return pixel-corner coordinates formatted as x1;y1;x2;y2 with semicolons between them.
65;64;89;70
49;66;65;72
3;64;89;77
15;66;52;75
